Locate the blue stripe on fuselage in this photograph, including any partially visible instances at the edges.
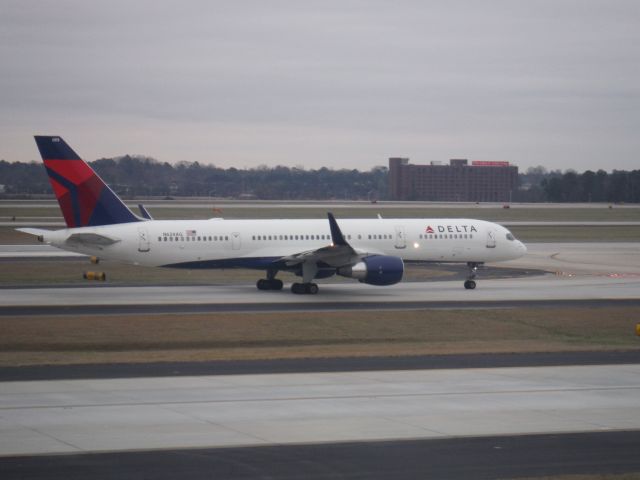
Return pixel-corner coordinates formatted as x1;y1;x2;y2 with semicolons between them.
161;257;282;270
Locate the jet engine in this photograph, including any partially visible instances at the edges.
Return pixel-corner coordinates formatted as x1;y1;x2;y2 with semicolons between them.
338;255;404;286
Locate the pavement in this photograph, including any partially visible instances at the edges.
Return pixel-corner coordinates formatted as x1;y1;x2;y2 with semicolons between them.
1;364;639;457
2;431;640;480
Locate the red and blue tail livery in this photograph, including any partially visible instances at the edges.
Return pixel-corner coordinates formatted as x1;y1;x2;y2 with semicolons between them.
35;136;140;228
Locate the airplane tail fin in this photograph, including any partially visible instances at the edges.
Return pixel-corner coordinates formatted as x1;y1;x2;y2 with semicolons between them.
34;136;141;228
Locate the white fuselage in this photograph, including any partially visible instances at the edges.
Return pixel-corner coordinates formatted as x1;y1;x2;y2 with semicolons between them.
41;217;526;269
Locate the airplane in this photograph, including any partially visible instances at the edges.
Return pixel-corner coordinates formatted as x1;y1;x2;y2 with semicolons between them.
18;136;527;294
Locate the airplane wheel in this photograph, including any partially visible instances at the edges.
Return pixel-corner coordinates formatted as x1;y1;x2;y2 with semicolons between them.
464;280;476;290
291;283;318;294
258;279;284;291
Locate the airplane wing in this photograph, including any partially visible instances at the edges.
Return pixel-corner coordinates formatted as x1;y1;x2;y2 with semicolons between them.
277;213;359;270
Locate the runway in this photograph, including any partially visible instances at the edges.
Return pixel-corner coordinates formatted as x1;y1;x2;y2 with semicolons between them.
1;275;639;314
1;364;639;457
2;431;640;480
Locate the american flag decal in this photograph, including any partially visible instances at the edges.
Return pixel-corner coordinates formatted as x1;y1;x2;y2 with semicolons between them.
186;230;196;236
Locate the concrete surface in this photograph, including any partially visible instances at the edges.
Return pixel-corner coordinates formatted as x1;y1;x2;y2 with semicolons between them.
1;274;638;307
1;364;639;456
1;242;639;307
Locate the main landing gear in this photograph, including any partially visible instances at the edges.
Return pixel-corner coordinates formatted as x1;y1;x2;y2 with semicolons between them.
290;260;320;294
291;282;319;295
256;269;283;291
464;262;480;290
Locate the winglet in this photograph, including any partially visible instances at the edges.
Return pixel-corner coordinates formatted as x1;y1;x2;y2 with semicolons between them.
327;212;348;246
138;204;153;220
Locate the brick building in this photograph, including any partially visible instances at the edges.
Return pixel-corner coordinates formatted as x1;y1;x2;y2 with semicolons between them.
388;157;518;202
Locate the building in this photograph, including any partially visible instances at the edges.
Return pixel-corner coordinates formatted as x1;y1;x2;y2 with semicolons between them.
388;157;518;202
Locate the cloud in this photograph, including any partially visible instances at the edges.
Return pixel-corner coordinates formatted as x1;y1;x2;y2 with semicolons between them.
1;0;639;171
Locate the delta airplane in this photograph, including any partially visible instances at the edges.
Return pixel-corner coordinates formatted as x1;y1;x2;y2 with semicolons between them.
19;136;527;294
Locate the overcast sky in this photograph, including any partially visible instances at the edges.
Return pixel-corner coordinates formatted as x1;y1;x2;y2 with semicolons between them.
1;0;638;171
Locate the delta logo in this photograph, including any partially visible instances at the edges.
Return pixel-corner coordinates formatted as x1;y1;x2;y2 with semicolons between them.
425;225;478;234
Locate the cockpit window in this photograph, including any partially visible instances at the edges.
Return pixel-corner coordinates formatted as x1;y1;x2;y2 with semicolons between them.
506;233;515;241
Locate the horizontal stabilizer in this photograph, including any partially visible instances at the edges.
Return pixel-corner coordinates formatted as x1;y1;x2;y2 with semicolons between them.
66;232;121;246
16;227;51;237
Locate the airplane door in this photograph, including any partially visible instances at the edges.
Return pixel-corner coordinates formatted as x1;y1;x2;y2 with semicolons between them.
394;226;406;249
138;227;150;252
486;230;496;248
232;232;241;250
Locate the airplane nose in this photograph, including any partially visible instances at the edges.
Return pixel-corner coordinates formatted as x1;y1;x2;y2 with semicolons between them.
519;241;527;255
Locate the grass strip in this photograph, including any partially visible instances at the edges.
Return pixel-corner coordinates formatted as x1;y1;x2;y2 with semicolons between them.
1;306;638;366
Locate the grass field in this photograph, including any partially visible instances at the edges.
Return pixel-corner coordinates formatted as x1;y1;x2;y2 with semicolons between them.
1;306;638;366
2;204;640;221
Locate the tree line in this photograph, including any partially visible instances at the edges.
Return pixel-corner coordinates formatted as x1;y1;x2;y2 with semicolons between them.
517;166;640;203
0;156;388;200
1;156;639;203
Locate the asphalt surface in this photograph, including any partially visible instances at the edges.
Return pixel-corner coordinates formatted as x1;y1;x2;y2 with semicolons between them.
2;350;640;382
2;431;639;480
2;297;639;316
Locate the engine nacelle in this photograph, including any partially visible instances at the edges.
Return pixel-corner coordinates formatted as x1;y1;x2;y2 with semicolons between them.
338;255;404;286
